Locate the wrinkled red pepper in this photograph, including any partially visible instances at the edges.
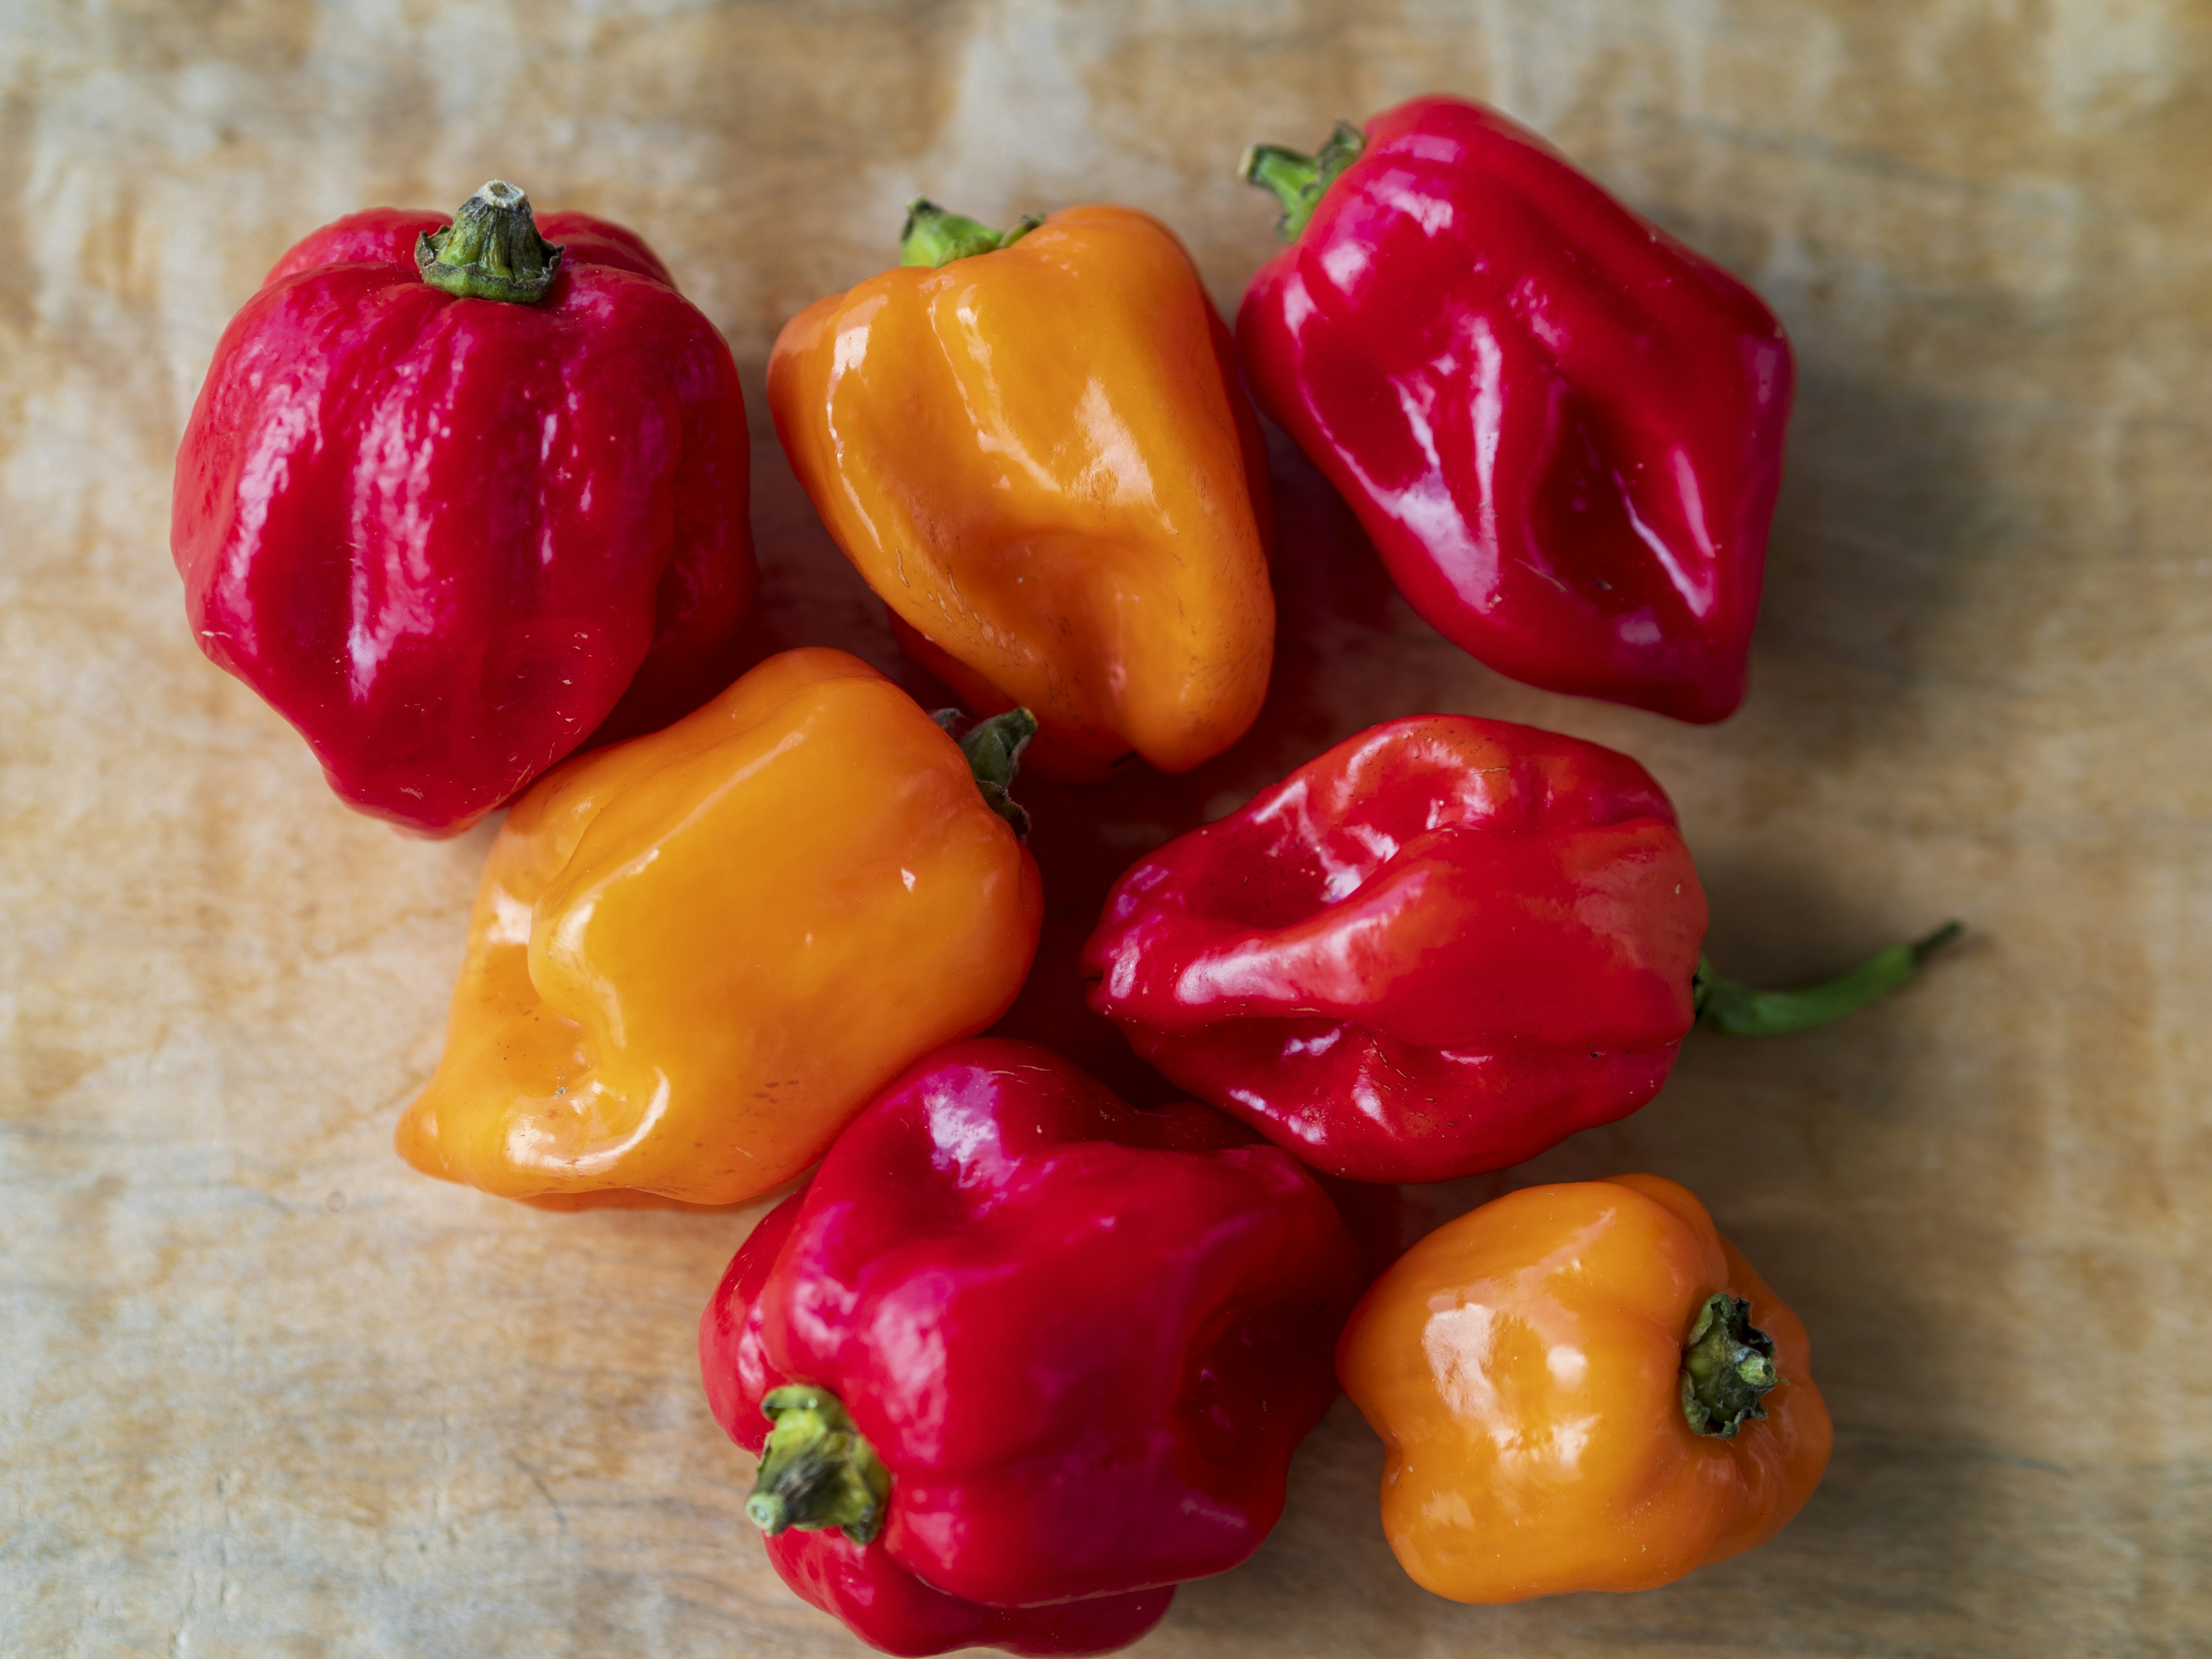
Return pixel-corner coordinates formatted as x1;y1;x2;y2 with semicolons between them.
699;1039;1363;1656
1083;715;1957;1184
172;182;756;834
1237;96;1791;723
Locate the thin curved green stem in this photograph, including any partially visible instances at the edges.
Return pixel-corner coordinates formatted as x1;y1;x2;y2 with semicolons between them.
1695;921;1963;1037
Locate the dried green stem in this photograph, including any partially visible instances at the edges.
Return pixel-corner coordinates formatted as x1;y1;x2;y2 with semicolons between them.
747;1385;889;1546
415;180;563;304
1679;1293;1779;1439
933;706;1039;838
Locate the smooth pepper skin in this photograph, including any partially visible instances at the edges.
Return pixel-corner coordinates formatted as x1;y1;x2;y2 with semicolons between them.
1082;714;1706;1183
769;206;1276;781
173;200;756;835
1336;1175;1832;1601
699;1039;1364;1655
1238;96;1793;722
395;650;1040;1206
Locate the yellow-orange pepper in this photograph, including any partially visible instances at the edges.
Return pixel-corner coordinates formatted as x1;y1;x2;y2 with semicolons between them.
395;648;1041;1207
768;201;1276;781
1337;1175;1832;1601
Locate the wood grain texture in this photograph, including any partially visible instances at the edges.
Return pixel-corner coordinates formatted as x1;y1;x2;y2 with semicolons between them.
2;2;2206;1654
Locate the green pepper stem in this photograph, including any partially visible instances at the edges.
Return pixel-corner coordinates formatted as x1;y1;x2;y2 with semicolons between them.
932;706;1038;838
1238;119;1365;241
415;180;564;304
899;199;1043;268
747;1385;890;1546
1694;920;1962;1037
1679;1293;1779;1438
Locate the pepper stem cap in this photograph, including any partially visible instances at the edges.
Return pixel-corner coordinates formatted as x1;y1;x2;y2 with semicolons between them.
1240;119;1365;241
1695;920;1963;1037
933;706;1039;838
415;180;564;304
747;1385;890;1546
1680;1293;1780;1438
899;199;1043;267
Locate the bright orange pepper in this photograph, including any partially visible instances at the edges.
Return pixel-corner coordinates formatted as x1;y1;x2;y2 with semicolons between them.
1336;1174;1832;1601
768;202;1275;782
394;648;1042;1207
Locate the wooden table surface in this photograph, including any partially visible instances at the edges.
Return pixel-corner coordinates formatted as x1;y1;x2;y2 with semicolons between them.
3;3;2206;1654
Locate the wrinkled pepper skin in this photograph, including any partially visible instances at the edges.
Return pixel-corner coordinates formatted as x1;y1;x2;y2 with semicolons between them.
396;650;1040;1206
770;206;1275;781
1082;715;1705;1184
1238;96;1791;722
173;199;756;834
699;1040;1364;1655
1337;1175;1832;1601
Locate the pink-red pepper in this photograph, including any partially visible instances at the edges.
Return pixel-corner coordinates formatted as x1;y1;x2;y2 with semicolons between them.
172;182;756;834
1083;715;1956;1183
1237;96;1791;723
699;1039;1363;1656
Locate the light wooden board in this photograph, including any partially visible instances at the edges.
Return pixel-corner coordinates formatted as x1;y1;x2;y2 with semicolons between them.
2;3;2206;1654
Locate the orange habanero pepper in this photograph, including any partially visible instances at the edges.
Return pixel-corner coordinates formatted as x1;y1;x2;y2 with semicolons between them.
768;201;1275;782
395;648;1042;1207
1337;1174;1832;1601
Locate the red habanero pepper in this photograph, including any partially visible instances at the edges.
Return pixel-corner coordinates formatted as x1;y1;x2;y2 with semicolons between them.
699;1039;1364;1657
1083;715;1958;1184
1237;96;1791;723
172;181;755;834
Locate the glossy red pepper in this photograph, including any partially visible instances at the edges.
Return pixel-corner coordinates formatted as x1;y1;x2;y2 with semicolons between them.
172;182;756;834
1083;715;1957;1183
1237;96;1791;722
699;1039;1363;1656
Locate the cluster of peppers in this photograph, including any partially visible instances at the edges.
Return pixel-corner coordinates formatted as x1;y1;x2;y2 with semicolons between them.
174;95;1955;1654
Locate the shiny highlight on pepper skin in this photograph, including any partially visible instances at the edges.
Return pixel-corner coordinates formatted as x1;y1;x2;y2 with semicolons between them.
1082;714;1707;1183
1337;1175;1832;1602
172;204;756;834
699;1040;1364;1656
395;649;1040;1206
770;204;1276;781
1238;96;1791;723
